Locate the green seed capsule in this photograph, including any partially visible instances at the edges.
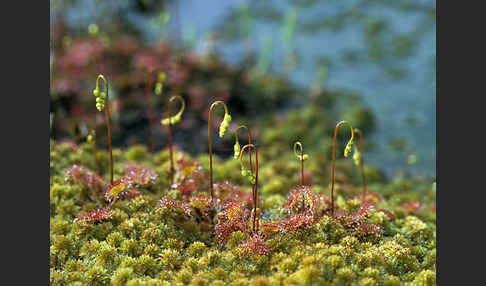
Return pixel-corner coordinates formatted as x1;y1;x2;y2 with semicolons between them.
233;141;241;160
158;72;166;83
248;174;256;184
344;140;353;157
93;89;100;97
155;83;163;95
99;92;106;99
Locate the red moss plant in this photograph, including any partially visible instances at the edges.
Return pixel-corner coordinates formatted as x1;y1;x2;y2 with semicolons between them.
279;185;320;232
214;200;250;246
103;163;157;203
207;100;232;205
121;163;158;188
329;120;355;218
75;206;113;224
174;157;208;196
238;232;272;256
334;201;382;237
239;143;260;233
215;144;272;255
92;74;114;183
75;179;126;225
79;163;158;225
65;165;106;202
158;195;213;224
161;95;186;186
293;141;309;186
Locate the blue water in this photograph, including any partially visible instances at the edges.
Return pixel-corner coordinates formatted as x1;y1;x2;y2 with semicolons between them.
55;0;436;178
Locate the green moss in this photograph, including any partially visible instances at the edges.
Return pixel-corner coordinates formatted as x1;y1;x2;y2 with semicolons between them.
50;141;435;285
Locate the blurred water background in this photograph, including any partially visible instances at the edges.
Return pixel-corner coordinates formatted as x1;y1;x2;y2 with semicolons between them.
52;0;435;178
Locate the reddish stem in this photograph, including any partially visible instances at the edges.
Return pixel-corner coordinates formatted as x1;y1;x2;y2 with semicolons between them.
165;95;185;186
97;75;114;184
208;101;229;206
235;125;253;175
240;144;259;233
330;121;354;217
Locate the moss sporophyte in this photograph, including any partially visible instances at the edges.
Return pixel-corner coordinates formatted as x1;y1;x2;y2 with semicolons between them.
330;120;354;218
92;74;114;183
161;95;186;186
293;141;308;186
207;100;231;205
239;143;259;233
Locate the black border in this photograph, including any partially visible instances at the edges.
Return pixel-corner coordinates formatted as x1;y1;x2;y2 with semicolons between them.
2;0;47;282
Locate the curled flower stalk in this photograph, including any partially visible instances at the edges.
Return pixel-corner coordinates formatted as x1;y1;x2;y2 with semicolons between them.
354;128;367;201
207;100;231;205
330;120;355;217
240;143;259;233
293;141;308;186
161;95;185;186
93;74;114;183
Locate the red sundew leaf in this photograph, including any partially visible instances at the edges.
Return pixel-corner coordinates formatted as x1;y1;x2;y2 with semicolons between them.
215;200;250;246
65;165;106;193
238;232;271;256
75;207;112;224
123;189;143;200
178;181;198;196
260;222;280;236
356;223;382;235
352;201;375;221
104;180;128;203
158;197;192;217
121;163;158;188
176;155;192;171
278;213;316;232
334;202;382;236
400;201;422;213
283;186;319;216
187;195;212;214
173;159;207;197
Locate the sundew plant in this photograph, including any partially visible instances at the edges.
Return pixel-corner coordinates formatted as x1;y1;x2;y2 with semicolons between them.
50;2;435;285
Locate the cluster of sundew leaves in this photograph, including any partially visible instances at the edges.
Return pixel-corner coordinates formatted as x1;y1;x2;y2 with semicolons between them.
50;141;435;285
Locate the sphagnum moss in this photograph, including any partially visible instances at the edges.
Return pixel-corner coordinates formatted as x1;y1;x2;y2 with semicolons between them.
51;140;435;285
